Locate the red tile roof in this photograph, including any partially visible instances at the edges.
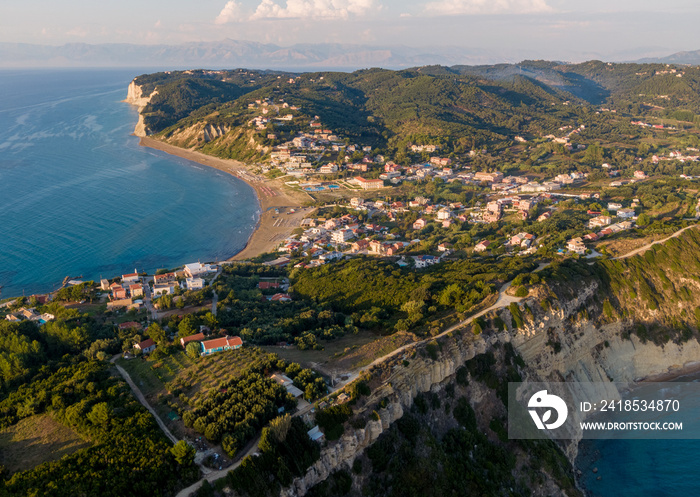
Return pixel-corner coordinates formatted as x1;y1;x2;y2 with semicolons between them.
119;321;142;331
180;332;205;347
201;336;242;351
136;338;155;350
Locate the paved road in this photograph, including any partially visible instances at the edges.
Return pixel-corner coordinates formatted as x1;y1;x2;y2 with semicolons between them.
612;224;698;260
110;354;178;444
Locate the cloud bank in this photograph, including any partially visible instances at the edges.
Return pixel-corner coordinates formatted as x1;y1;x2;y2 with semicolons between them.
424;0;552;16
216;0;378;23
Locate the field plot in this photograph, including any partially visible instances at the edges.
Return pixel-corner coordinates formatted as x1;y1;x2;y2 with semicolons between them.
117;347;268;437
0;414;91;474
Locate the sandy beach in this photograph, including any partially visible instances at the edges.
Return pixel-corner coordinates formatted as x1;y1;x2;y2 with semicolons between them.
139;137;314;261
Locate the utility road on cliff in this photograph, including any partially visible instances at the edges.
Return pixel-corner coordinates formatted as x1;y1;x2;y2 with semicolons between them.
612;224;698;260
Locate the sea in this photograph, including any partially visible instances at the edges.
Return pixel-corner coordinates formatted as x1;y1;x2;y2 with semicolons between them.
577;372;700;496
0;68;259;297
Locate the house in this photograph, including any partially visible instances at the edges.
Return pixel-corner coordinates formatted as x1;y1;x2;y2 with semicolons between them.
201;336;243;356
474;240;491;252
122;272;140;284
351;176;384;190
537;212;551;222
607;203;623;211
583;233;600;241
270;293;293;302
589;216;612;228
331;229;354;244
118;321;142;331
129;284;144;298
271;374;304;397
438;243;453;252
567;238;586;255
413;255;440;269
436;208;452;220
258;281;281;290
634;170;648;179
319;163;338;174
153;282;178;296
617;208;635;219
319;251;343;261
307;425;325;442
186;278;205;291
100;279;110;291
413;219;427;230
135;338;156;354
474;171;504;183
180;332;206;348
113;286;127;300
154;272;177;285
351;239;371;252
184;263;217;278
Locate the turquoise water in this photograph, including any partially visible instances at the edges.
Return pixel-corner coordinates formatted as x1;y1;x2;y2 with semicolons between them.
577;374;700;496
0;69;259;297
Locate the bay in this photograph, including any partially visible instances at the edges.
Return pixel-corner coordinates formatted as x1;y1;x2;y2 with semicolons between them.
0;68;259;297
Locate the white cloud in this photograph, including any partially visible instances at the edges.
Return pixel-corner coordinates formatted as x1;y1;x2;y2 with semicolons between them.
216;1;245;24
423;0;552;16
249;0;378;21
66;27;88;38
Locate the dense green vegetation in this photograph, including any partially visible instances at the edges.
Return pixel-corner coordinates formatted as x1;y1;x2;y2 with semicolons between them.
138;61;700;167
306;349;578;497
292;256;536;333
214;415;320;497
537;227;700;344
0;360;197;496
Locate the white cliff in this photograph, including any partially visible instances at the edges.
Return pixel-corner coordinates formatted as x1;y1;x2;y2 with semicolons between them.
124;80;158;137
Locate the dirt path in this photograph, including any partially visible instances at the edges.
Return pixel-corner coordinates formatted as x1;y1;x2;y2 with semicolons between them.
175;437;260;497
110;355;178;444
612;224;698;260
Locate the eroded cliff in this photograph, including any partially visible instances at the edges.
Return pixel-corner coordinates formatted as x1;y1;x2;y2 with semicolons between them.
124;80;158;137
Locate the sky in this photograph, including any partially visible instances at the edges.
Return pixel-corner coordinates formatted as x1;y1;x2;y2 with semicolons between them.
2;0;700;61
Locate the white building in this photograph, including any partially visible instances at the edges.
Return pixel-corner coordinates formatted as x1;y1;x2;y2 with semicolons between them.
331;229;354;244
436;208;452;220
186;278;205;291
154;282;179;296
184;262;217;278
618;208;635;219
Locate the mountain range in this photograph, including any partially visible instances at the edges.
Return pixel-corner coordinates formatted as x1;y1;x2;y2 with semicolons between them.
1;39;698;70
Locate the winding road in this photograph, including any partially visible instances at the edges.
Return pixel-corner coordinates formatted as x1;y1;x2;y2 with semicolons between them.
612;224;698;260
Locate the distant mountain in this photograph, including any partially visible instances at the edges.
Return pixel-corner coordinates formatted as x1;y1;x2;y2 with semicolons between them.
0;39;542;70
636;49;700;65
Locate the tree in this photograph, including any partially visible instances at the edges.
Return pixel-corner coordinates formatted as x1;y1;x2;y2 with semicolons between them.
637;212;651;226
178;316;196;338
87;402;111;427
171;440;196;466
148;323;166;344
186;342;201;360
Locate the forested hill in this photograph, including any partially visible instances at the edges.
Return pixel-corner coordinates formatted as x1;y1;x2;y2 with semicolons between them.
133;61;700;162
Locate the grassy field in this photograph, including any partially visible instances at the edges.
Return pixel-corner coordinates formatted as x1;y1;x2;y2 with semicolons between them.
117;346;268;438
263;330;416;374
0;414;91;474
261;329;379;371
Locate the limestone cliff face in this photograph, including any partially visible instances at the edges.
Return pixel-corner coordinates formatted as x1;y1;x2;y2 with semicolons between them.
281;333;491;496
510;281;700;384
124;80;158;137
280;278;700;496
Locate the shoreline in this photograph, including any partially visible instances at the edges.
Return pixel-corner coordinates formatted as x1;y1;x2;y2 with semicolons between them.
139;136;313;261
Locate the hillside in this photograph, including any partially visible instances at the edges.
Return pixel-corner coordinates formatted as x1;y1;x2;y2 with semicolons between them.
130;61;700;165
